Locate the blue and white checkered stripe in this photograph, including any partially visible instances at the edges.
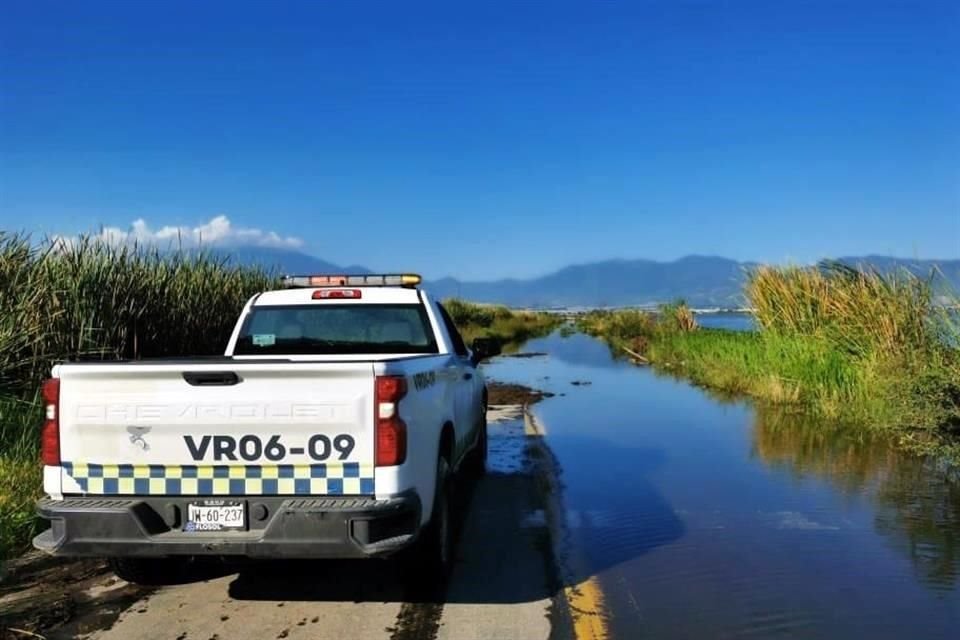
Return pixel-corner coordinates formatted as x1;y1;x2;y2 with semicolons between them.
61;462;375;496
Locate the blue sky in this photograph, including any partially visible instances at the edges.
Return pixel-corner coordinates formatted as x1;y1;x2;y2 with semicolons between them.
1;1;957;280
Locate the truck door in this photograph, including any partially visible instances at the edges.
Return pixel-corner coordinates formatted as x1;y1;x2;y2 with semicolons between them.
436;304;477;459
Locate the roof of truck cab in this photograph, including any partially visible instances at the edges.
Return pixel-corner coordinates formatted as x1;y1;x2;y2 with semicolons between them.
252;286;426;306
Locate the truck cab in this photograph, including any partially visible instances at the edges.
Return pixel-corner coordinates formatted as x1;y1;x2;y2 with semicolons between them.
33;274;498;583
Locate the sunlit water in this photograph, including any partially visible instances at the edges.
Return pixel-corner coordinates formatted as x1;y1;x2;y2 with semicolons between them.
695;312;755;331
483;332;960;639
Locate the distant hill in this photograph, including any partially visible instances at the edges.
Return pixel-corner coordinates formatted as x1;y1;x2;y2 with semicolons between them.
426;256;755;307
836;255;960;287
223;246;959;308
210;246;369;276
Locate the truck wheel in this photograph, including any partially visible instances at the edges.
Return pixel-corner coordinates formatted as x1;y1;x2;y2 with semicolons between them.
407;455;453;581
109;557;187;585
466;418;487;477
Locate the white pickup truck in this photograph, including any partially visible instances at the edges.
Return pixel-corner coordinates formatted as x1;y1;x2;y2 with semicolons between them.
33;274;499;584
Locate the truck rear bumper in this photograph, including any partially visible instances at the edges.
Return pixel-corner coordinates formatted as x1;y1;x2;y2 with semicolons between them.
34;492;421;559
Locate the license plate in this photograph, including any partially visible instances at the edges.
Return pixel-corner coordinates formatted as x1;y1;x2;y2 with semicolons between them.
184;500;245;532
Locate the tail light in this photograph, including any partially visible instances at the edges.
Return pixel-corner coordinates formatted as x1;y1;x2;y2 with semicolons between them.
375;375;407;466
41;378;61;466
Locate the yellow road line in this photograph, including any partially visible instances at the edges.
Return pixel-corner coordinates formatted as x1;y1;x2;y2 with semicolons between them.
524;408;609;640
565;574;609;640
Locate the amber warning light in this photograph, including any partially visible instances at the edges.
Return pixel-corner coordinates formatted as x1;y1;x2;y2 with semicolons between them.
281;274;422;288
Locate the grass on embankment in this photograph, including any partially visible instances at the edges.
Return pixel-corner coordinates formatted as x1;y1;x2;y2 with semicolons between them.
578;264;960;440
0;397;42;562
443;298;562;350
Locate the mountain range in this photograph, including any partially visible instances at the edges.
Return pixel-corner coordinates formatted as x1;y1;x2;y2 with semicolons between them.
218;247;960;308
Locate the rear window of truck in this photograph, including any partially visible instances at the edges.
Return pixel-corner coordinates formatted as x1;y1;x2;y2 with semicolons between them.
233;303;439;355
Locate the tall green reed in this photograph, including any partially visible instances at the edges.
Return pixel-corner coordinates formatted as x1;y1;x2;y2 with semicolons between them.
0;233;276;396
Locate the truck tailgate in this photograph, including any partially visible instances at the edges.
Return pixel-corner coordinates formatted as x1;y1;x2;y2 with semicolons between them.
53;362;375;497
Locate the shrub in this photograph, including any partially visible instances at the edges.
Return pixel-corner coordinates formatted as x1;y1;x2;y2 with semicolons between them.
658;300;698;333
442;299;561;347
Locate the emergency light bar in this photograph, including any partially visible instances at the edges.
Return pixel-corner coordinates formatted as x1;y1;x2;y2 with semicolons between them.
280;273;423;288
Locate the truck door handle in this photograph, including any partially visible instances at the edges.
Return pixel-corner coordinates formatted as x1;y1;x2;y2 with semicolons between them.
463;372;473;380
182;371;241;386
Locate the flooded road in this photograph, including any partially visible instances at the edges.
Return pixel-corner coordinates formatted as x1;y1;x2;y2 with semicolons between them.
486;331;960;639
5;330;958;639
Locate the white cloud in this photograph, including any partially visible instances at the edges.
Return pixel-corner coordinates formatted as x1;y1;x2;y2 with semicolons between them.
54;215;305;250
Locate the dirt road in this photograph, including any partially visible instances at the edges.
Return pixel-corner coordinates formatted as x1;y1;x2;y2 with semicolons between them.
2;405;604;640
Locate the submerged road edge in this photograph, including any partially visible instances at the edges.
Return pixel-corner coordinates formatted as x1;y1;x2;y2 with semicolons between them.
524;407;610;640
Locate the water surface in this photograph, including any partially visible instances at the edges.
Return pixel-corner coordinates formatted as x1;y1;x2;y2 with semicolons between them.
694;311;755;331
485;332;960;639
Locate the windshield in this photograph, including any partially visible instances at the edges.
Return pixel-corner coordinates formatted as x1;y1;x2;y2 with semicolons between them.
233;303;438;355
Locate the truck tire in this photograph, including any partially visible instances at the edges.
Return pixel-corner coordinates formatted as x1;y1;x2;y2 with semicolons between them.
109;557;187;585
406;455;453;581
466;417;487;477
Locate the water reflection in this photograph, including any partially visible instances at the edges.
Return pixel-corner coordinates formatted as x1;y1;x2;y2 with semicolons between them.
875;460;960;591
751;406;960;590
505;331;628;370
484;330;960;637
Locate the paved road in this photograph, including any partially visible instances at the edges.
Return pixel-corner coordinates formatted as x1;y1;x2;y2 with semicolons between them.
19;405;603;640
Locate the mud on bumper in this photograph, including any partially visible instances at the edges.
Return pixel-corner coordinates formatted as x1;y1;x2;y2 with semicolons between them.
34;492;421;559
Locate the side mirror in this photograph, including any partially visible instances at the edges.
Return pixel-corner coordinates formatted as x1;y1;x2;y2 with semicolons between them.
470;337;502;365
